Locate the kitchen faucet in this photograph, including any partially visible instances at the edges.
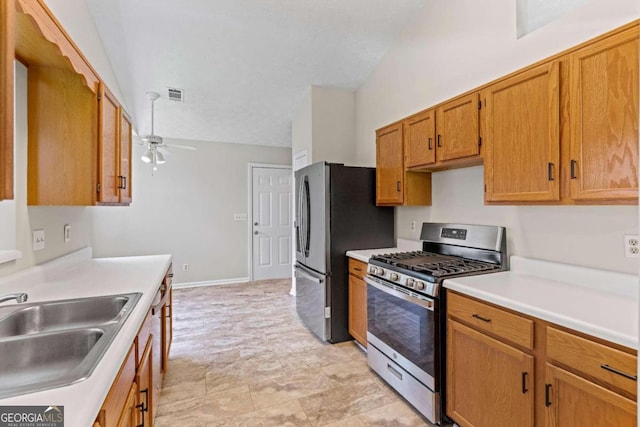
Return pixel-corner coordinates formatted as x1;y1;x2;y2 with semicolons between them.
0;293;28;304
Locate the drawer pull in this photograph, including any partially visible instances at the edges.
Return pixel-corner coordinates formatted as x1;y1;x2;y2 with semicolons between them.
387;364;403;381
354;267;362;272
601;364;637;381
472;313;492;323
521;371;528;394
545;383;552;407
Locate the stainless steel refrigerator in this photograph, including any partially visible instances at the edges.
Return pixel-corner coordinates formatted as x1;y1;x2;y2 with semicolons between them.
294;162;395;343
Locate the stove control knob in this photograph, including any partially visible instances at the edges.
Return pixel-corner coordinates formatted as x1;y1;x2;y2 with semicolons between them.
390;273;399;281
415;281;425;291
376;267;385;276
368;266;376;274
406;278;415;288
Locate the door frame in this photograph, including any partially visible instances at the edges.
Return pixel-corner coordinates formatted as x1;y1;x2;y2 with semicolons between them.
247;163;293;281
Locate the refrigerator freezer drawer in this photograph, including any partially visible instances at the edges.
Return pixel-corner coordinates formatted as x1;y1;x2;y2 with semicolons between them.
295;264;330;342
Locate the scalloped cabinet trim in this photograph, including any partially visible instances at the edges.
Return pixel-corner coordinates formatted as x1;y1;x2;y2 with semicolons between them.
15;0;99;93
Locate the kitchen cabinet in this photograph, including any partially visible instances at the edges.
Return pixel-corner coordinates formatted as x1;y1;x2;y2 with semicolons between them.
435;93;482;165
137;337;153;427
446;291;638;427
98;83;132;205
376;122;432;206
161;267;174;372
568;25;639;203
116;381;139;427
0;0;14;201
348;257;368;348
483;61;561;203
405;109;436;168
96;344;137;427
447;293;534;427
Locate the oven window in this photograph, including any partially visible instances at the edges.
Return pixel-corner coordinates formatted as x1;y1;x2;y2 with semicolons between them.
367;283;435;379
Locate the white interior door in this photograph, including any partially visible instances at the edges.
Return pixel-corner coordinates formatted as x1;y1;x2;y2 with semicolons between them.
252;167;293;280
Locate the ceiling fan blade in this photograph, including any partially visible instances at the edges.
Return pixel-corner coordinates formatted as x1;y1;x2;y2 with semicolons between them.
164;143;197;151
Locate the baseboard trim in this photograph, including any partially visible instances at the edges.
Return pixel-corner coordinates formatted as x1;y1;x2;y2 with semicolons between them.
173;277;250;289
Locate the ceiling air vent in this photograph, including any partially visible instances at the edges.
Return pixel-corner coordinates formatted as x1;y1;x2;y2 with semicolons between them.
167;87;184;102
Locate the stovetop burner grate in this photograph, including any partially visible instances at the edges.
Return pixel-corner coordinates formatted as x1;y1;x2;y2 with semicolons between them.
371;251;500;279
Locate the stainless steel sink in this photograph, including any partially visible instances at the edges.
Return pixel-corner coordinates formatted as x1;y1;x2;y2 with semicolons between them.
0;294;134;338
0;293;141;399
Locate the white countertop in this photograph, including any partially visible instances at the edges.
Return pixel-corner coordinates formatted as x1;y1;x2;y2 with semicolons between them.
444;256;638;349
0;248;172;427
346;239;422;263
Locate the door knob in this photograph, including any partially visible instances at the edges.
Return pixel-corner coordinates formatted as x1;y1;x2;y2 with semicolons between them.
254;222;259;226
254;231;259;235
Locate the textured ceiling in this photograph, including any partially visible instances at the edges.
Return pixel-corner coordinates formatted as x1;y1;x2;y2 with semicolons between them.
86;0;426;147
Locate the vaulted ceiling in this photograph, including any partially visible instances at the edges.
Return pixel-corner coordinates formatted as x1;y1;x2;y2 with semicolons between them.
86;0;427;147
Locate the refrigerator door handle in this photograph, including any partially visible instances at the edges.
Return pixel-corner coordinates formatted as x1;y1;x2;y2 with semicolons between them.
303;176;311;256
294;267;324;284
296;178;304;255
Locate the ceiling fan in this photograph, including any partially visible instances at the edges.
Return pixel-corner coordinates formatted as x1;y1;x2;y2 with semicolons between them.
140;91;196;172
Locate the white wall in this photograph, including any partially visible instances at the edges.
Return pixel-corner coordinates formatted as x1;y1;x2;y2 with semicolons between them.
291;86;356;165
355;0;639;274
92;138;291;284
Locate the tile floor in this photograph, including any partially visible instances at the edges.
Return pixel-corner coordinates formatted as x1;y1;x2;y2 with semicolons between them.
155;279;437;426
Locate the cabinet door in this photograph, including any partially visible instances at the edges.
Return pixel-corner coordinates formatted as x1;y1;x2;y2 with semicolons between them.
484;62;560;202
436;93;480;163
545;364;636;427
119;110;132;204
447;320;534;427
348;274;367;347
116;381;138;427
136;338;153;427
376;123;404;205
405;110;436;167
98;83;120;204
162;287;173;372
569;27;639;202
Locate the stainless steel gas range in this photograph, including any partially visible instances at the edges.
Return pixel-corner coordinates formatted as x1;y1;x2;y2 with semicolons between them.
365;223;507;424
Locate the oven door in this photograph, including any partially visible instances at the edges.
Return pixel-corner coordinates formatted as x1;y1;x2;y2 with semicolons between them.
365;275;437;389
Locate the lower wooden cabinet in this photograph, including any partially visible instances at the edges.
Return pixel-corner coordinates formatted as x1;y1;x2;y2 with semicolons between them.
447;319;534;427
137;338;153;427
544;364;636;427
97;344;136;427
116;381;138;427
348;258;368;347
446;291;637;427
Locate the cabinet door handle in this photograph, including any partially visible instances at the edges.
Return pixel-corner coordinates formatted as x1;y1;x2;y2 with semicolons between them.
396;181;401;192
116;176;123;189
545;383;552;407
136;403;145;427
570;160;577;179
472;313;492;323
428;137;433;150
437;134;442;148
547;162;554;181
601;364;637;381
140;388;149;411
521;372;528;394
123;176;127;190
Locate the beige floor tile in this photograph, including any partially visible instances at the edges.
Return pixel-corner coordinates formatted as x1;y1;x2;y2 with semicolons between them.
157;280;430;427
207;399;311;427
356;401;434;426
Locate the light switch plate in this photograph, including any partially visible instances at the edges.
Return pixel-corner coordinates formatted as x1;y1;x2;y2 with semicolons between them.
64;224;71;243
233;213;247;221
32;229;45;251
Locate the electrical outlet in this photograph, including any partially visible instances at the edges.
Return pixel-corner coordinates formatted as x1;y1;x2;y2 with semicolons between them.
64;224;71;243
32;229;45;251
182;263;189;272
624;235;640;258
410;221;417;232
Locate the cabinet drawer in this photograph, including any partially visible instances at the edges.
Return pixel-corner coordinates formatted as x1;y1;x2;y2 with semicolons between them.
547;326;637;397
447;292;533;350
348;258;367;279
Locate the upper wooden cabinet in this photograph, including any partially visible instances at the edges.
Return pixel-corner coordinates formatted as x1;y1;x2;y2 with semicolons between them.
405;109;436;168
403;94;482;171
0;1;15;201
568;26;639;202
484;62;561;203
9;0;133;206
435;93;481;164
376;122;432;206
98;84;132;205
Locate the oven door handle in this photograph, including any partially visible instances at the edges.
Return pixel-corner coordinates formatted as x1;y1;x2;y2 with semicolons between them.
365;276;434;311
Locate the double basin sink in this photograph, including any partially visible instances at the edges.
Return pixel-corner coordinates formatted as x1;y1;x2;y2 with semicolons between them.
0;293;141;399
